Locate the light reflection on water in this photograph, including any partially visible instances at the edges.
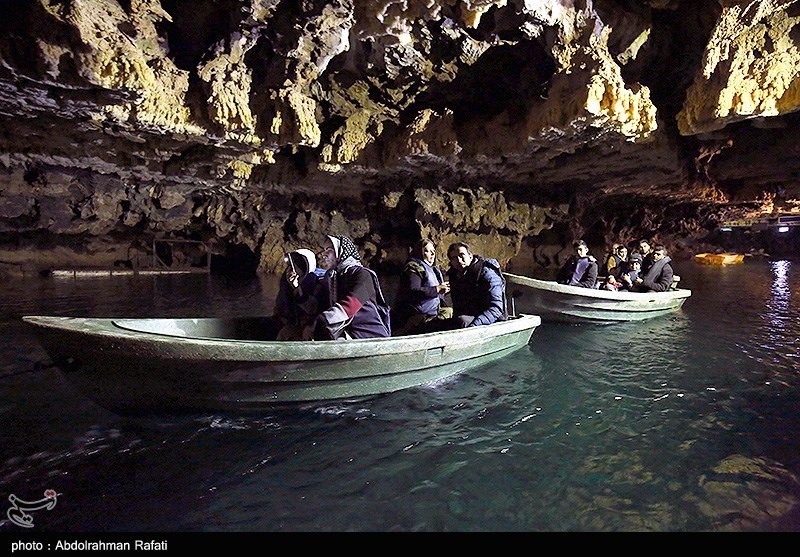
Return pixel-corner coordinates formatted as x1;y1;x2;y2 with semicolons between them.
0;260;799;532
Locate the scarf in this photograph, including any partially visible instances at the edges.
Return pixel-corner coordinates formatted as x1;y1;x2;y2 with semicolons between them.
326;234;361;304
328;235;360;263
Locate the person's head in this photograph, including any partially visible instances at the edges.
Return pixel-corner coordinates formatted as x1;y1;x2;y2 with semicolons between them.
574;240;589;258
616;245;628;258
320;234;360;269
413;239;437;266
652;244;668;261
628;252;642;269
638;239;651;254
286;249;316;277
319;237;336;270
447;242;473;271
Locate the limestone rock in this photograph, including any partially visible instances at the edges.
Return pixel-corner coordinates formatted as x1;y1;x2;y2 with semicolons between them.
0;0;799;274
678;0;800;134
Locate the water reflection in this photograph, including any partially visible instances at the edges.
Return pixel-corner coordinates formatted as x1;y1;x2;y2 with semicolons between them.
769;259;791;312
747;260;800;372
1;262;800;531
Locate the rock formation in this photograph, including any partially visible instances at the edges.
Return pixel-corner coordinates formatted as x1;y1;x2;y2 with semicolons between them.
0;0;798;275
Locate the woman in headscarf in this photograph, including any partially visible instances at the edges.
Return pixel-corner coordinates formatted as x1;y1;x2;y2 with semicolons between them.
392;239;452;335
311;234;391;340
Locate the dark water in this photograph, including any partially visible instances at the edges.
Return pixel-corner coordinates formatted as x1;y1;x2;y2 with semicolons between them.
1;259;799;532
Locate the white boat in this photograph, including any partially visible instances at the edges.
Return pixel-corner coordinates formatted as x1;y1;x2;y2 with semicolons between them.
504;273;691;323
23;314;541;415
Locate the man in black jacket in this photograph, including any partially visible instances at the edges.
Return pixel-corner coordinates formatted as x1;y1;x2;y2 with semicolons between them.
444;242;507;328
634;244;674;292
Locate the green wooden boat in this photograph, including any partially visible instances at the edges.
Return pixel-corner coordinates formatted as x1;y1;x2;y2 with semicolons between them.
505;272;691;323
23;314;541;414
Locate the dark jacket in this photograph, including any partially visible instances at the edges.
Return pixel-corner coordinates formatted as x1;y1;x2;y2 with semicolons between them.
448;255;507;327
605;254;627;277
602;253;626;277
619;263;640;291
392;258;447;329
274;268;326;327
640;252;655;275
638;256;674;292
557;256;599;288
314;263;391;340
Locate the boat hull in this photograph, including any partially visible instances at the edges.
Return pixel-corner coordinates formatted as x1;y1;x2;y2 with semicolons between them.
505;273;691;323
23;314;541;414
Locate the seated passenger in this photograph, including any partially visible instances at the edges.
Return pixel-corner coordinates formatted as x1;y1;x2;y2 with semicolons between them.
604;244;628;276
392;239;452;335
312;234;391;340
439;242;507;329
601;243;629;290
273;248;326;340
601;273;624;291
619;252;642;291
633;244;674;292
557;240;599;288
637;239;654;274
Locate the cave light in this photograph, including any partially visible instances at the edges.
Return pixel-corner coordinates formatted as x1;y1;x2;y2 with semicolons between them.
719;226;732;232
777;225;790;233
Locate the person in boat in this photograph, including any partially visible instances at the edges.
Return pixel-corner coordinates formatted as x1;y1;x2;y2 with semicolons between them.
619;252;642;291
637;239;654;274
603;243;628;276
271;248;327;340
310;234;392;340
392;239;452;335
633;244;674;292
436;241;507;329
600;243;628;290
556;240;599;288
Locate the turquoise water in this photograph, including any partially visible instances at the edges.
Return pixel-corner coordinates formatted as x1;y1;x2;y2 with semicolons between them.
0;259;798;532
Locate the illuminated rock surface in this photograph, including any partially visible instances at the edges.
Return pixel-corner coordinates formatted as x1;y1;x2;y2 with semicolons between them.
1;0;799;274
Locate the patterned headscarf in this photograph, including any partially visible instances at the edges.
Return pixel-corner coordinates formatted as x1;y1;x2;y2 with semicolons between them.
327;235;360;264
325;235;361;305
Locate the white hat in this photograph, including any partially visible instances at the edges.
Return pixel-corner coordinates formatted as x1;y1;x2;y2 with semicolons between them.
287;248;317;277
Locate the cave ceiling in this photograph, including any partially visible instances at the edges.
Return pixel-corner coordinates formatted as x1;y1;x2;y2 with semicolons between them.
1;0;799;271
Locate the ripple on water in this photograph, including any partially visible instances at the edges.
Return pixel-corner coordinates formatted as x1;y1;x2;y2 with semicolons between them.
1;262;800;531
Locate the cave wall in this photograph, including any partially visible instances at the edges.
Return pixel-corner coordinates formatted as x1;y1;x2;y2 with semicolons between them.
1;0;799;276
